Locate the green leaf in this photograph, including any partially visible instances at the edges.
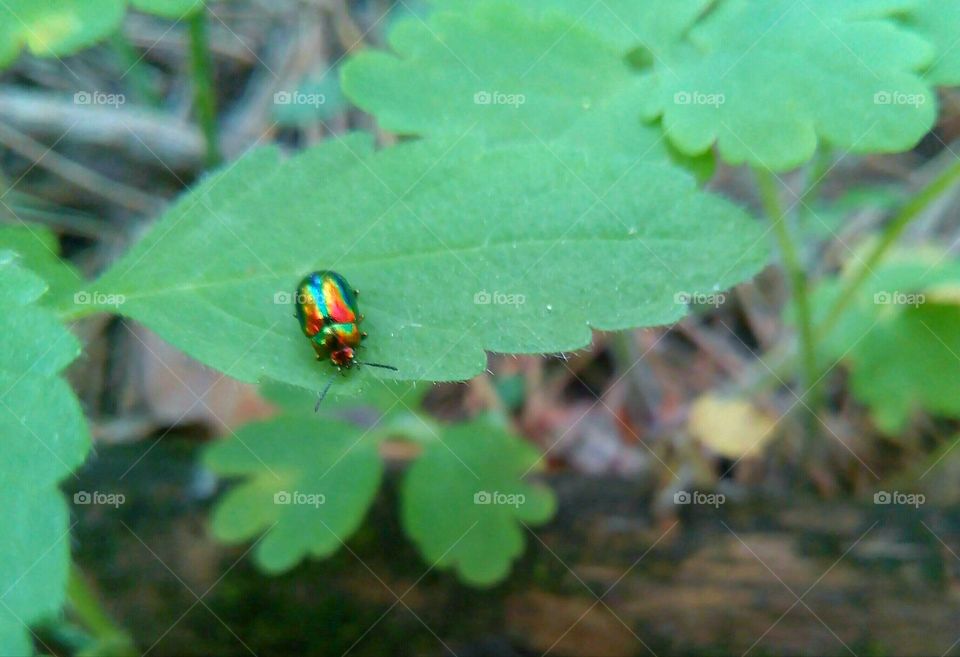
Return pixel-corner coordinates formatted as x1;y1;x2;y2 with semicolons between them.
128;0;204;19
401;419;555;586
0;256;88;485
92;134;766;394
261;378;430;417
0;624;28;657
259;379;438;442
273;72;348;126
640;0;938;170
341;1;696;169
1;491;72;657
426;0;713;55
816;255;960;434
0;0;125;67
0;253;90;656
204;416;383;573
900;0;960;85
0;224;82;307
0;0;211;69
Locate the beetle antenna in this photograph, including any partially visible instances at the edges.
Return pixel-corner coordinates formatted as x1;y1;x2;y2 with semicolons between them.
355;361;399;372
314;375;336;412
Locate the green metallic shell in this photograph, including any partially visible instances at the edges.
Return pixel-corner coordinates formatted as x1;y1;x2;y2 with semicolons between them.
294;270;363;363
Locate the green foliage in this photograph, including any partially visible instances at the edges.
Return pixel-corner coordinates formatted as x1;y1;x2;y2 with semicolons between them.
402;420;555;586
638;0;938;170
427;0;713;55
341;2;692;168
816;255;960;434
205;394;555;585
260;378;439;443
1;492;72;656
273;72;348;126
205;416;384;573
91;134;766;394
0;254;90;655
0;224;81;307
803;184;906;244
260;379;429;417
901;0;960;85
0;0;125;67
346;0;960;174
0;0;208;69
11;0;960;609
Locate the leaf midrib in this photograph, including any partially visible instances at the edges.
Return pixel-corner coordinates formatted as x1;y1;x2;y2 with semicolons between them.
99;233;699;303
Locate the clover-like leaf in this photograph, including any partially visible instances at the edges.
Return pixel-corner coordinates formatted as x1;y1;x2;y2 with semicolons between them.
0;254;90;656
341;1;689;168
0;0;126;68
427;0;713;55
274;71;348;126
401;419;555;586
0;224;82;307
204;416;383;573
816;255;960;434
91;134;767;395
639;0;937;171
901;0;960;85
0;0;212;70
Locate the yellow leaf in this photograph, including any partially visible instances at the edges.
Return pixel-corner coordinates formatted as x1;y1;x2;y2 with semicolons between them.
688;394;778;459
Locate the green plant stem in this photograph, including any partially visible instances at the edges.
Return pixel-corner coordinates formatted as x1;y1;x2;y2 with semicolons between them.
110;32;159;106
817;156;960;340
188;8;221;168
67;566;137;656
740;151;960;404
799;148;833;217
754;168;820;415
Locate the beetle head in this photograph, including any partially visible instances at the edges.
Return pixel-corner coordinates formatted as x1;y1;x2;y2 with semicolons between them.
330;347;355;368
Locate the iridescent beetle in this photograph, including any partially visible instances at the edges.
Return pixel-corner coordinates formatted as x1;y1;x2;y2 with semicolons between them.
294;270;397;410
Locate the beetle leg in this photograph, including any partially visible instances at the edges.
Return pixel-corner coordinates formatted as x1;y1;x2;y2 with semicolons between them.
354;289;360;296
361;331;368;340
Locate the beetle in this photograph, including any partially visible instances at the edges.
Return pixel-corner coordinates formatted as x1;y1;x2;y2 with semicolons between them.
293;270;397;409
